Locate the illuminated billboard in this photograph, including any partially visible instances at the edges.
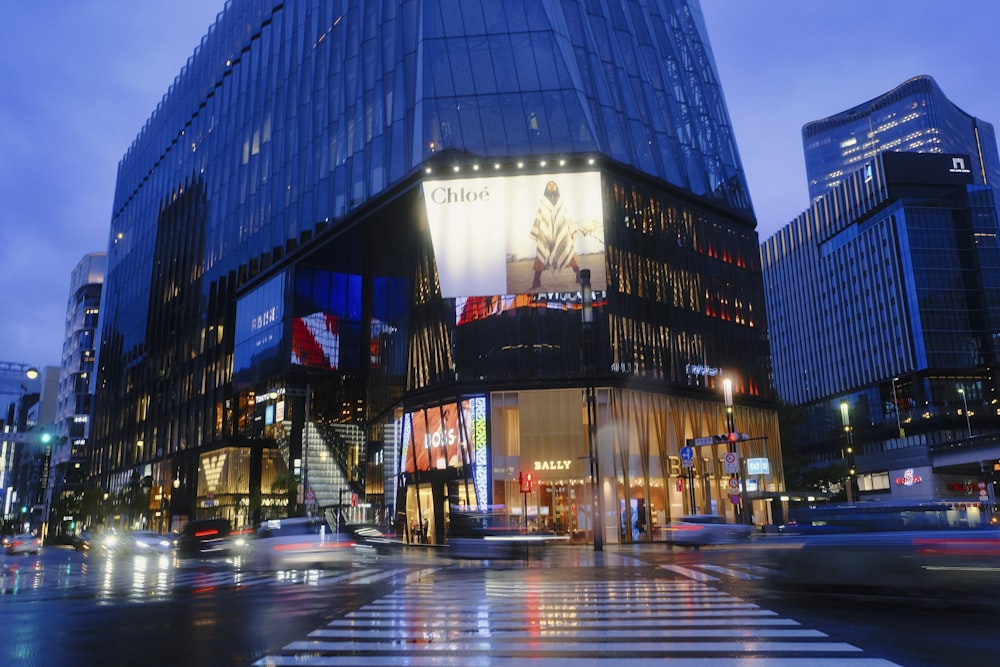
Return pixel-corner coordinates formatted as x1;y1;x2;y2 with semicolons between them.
399;397;490;506
401;401;473;473
455;293;608;326
423;172;606;298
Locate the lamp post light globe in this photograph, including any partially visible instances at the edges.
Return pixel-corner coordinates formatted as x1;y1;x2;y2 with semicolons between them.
839;400;855;503
958;387;972;437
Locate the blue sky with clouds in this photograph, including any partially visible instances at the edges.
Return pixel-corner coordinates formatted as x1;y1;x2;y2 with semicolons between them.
2;1;998;368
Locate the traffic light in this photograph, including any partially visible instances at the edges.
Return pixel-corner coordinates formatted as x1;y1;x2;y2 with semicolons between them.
711;432;748;444
40;432;53;444
518;471;534;493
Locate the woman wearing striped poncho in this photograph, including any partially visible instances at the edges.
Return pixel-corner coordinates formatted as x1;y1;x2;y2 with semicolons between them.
529;180;581;290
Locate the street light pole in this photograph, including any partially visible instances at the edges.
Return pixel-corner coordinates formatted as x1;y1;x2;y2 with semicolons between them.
840;400;856;503
958;387;972;437
581;269;602;552
722;378;741;522
891;377;903;438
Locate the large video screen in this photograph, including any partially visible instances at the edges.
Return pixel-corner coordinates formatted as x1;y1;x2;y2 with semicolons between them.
399;397;490;505
423;172;606;298
400;401;472;473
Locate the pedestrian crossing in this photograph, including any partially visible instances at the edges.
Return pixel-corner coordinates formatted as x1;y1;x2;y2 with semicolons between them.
659;562;780;582
0;558;426;601
252;570;903;666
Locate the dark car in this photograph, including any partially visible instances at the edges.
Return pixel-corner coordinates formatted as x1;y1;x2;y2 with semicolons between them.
446;511;549;559
766;501;1000;605
174;518;233;558
342;523;404;555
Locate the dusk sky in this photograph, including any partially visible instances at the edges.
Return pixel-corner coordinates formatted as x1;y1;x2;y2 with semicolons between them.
2;1;999;369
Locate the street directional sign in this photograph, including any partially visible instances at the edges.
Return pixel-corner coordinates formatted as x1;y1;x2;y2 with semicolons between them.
680;445;694;468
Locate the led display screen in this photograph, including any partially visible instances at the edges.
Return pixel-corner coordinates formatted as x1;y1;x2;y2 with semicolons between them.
400;401;473;473
423;172;606;298
399;397;490;507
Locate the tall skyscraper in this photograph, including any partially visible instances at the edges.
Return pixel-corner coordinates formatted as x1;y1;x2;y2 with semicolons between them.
763;150;1000;507
92;0;781;543
802;75;1000;201
46;253;105;541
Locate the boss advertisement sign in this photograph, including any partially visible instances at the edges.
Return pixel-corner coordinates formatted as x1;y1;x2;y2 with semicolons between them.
422;172;607;298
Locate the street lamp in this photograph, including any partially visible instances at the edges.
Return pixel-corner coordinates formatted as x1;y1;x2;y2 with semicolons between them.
722;377;741;522
580;269;602;552
891;376;903;438
840;400;855;503
958;387;972;437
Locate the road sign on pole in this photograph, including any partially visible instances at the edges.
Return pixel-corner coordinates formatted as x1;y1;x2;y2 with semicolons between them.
680;445;694;468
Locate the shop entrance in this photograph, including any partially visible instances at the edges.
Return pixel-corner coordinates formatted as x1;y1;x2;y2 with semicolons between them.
403;476;477;544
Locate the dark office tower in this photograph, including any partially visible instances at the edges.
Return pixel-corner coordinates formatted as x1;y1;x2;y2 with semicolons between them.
762;151;1000;504
803;75;1000;201
92;0;782;544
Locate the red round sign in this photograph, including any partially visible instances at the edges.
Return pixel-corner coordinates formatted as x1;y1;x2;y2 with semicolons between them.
730;494;741;505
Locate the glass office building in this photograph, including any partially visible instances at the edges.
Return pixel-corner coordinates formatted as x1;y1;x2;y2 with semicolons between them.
762;151;1000;503
803;75;1000;202
91;0;781;543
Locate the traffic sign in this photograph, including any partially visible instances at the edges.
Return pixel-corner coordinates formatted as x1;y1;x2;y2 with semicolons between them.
723;451;738;474
680;445;694;469
727;477;739;489
730;494;741;505
747;457;770;475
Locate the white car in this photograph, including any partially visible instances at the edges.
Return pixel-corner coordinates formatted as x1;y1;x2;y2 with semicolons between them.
661;514;752;547
124;530;174;554
4;533;41;555
243;517;363;570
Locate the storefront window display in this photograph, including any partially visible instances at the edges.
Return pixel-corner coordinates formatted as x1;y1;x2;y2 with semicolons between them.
396;387;783;546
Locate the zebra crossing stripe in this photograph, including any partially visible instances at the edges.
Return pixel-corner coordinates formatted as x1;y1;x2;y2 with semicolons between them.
284;638;864;653
695;564;763;580
659;563;721;581
325;617;802;629
308;627;827;639
252;577;904;667
255;658;901;666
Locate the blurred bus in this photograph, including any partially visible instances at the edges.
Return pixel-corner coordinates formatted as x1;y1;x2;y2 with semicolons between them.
785;500;991;534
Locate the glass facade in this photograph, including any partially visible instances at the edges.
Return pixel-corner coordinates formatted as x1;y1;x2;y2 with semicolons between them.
803;75;1000;201
91;0;780;540
763;151;1000;501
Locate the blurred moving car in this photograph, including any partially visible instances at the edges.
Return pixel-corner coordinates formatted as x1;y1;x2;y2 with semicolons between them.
123;530;173;555
768;501;1000;604
447;511;551;559
244;517;361;570
72;531;93;552
660;514;753;547
341;523;404;555
4;533;41;555
174;518;234;558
